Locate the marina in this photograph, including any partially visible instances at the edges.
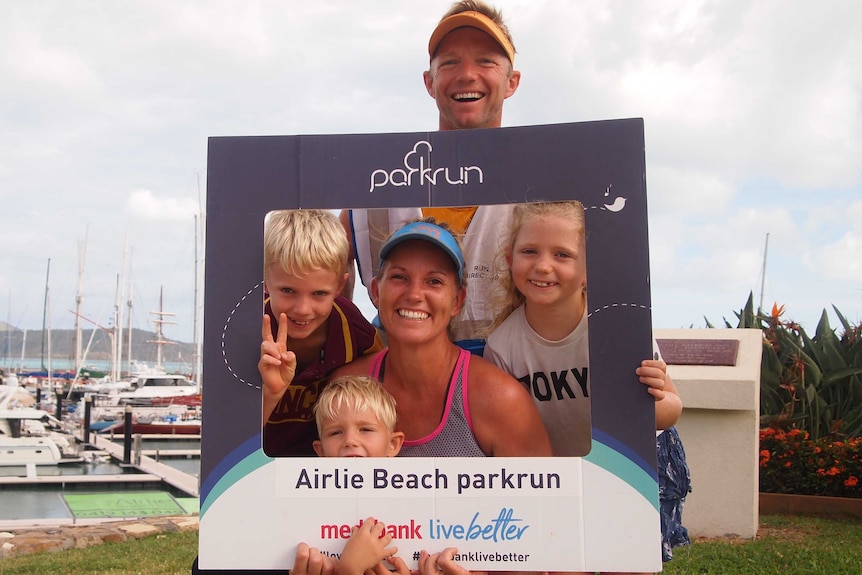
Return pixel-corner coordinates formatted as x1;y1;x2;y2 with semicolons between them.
0;387;200;527
1;385;202;526
1;245;204;528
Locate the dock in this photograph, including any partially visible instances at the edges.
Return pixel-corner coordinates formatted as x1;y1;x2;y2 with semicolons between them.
0;429;200;498
86;433;200;497
0;474;162;486
100;433;201;441
141;449;200;458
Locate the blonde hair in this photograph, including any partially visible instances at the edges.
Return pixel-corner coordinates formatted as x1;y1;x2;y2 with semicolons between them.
314;375;398;434
488;200;586;332
263;210;348;277
440;0;515;55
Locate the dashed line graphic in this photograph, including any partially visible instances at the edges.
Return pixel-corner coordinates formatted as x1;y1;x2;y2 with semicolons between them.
221;281;264;390
587;301;650;319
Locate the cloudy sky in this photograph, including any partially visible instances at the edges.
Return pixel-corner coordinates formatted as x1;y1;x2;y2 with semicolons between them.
1;0;860;351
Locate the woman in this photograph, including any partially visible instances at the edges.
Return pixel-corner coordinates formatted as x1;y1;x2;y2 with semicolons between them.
332;218;551;457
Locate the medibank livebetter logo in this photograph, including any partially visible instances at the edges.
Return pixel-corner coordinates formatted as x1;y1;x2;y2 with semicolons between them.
320;508;529;542
368;141;484;193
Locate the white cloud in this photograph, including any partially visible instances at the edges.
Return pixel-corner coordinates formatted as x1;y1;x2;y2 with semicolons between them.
1;0;860;341
125;189;199;221
804;201;862;284
1;24;100;92
647;165;736;215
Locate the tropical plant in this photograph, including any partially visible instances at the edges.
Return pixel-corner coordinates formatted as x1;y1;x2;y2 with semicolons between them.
708;294;862;440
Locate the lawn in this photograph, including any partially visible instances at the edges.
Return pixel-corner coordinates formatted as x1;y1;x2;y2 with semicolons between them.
0;515;860;574
662;514;862;575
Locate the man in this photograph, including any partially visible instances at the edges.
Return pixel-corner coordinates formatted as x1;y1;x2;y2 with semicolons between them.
342;0;520;354
344;5;690;570
423;0;520;131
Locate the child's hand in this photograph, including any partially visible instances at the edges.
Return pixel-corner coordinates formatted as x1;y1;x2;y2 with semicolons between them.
259;313;297;395
259;313;297;425
637;358;683;430
292;542;336;575
368;555;411;575
418;548;472;575
339;518;397;575
636;358;670;401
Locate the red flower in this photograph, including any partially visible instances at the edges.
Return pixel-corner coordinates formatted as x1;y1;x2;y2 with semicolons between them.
771;303;786;320
759;426;862;499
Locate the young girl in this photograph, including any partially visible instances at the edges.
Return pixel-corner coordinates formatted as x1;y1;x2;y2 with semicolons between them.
483;200;690;569
484;200;682;454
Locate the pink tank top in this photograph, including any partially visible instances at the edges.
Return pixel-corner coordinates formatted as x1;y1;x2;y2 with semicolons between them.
369;349;485;457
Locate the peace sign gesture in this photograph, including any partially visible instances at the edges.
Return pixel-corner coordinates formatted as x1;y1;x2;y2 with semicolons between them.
259;312;298;425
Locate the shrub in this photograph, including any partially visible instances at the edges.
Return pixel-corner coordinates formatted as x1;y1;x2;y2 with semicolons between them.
759;427;862;498
710;294;862;440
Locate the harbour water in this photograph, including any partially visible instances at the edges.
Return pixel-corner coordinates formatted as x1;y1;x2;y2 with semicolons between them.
0;436;200;524
1;362;202;525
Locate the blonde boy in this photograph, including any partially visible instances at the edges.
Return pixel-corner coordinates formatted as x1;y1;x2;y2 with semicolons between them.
312;375;404;458
260;210;383;457
289;376;405;575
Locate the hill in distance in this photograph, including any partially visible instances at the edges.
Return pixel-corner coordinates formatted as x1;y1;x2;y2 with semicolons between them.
0;324;194;367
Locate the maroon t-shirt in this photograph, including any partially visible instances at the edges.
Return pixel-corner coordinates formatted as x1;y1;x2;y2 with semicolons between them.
262;296;383;456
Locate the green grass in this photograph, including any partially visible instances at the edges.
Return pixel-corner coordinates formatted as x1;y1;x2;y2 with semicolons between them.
663;515;862;575
0;531;198;575
1;515;860;574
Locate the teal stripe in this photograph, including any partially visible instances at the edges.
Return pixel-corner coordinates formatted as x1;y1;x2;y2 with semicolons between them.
584;441;659;512
200;449;273;518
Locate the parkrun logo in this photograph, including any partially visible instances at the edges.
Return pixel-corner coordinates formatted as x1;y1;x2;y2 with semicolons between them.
368;141;484;193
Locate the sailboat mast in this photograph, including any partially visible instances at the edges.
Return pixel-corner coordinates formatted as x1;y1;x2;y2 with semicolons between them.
126;248;134;377
157;287;164;368
4;289;10;369
40;258;50;373
20;328;27;371
758;232;770;314
116;234;128;378
193;213;201;389
193;172;205;392
74;229;88;378
46;276;53;392
112;273;121;381
148;286;176;371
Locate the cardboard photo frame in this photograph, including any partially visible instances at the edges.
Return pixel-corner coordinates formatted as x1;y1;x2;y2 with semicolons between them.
196;119;661;572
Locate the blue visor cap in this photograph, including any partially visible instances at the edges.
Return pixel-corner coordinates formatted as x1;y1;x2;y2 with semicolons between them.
379;221;465;284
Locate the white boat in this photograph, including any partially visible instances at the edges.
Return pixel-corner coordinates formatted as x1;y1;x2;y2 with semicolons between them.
77;372;199;401
117;372;199;403
0;386;82;467
74;359;200;402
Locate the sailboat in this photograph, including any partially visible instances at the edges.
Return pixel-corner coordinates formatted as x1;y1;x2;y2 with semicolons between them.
82;287;202;435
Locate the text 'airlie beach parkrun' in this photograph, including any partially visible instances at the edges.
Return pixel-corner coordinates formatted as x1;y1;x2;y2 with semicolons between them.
198;118;661;573
294;466;562;495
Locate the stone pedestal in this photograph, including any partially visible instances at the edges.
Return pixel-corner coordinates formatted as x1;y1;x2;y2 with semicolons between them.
656;328;762;539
